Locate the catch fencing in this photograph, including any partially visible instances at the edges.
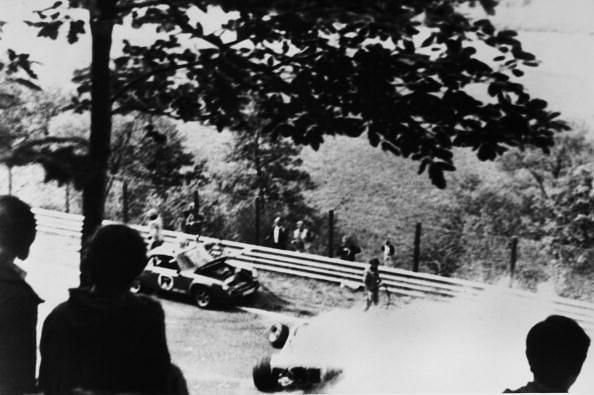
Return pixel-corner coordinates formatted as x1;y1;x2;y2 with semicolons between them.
33;207;594;332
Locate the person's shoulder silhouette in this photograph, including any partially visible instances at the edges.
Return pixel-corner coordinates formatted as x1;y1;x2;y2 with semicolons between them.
0;195;41;395
39;224;173;395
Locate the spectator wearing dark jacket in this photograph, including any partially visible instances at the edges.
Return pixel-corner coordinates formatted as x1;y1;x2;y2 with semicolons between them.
0;196;41;395
337;236;361;261
363;258;381;311
39;225;181;395
268;217;288;250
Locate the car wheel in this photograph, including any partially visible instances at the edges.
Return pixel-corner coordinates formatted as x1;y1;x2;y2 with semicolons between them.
252;356;279;393
268;323;289;349
192;286;212;309
130;279;142;294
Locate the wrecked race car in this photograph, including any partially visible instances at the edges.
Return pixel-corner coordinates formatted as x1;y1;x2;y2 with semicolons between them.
131;243;259;308
252;321;343;392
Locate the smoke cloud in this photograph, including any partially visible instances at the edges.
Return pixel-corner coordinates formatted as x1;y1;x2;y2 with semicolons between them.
278;286;594;393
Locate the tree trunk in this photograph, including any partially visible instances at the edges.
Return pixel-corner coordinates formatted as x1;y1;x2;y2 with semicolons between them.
80;3;115;287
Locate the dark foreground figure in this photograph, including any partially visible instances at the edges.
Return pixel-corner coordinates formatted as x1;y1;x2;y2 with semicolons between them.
505;315;590;393
39;224;187;395
0;196;41;395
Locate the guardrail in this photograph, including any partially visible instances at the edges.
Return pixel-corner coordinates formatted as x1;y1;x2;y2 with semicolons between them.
33;207;594;331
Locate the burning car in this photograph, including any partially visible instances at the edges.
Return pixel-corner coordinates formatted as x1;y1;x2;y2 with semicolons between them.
252;321;343;392
130;243;259;308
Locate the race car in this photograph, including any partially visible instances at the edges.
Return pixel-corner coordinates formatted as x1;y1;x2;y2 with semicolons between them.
130;243;259;308
252;321;343;392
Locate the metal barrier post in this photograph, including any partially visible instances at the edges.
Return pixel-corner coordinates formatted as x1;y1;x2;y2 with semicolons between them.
328;209;334;258
255;196;261;245
193;189;199;216
413;223;422;272
65;183;71;213
509;237;518;286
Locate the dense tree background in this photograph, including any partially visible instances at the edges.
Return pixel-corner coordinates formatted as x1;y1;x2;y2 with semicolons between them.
3;0;572;282
417;129;594;299
217;107;319;243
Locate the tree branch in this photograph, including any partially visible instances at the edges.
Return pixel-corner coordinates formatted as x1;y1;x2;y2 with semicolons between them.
110;60;202;102
115;0;174;13
528;169;549;199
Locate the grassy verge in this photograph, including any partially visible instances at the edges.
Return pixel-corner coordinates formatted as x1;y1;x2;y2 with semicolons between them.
243;270;404;316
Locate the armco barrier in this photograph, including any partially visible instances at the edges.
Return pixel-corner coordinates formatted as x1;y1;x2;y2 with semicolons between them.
33;208;594;331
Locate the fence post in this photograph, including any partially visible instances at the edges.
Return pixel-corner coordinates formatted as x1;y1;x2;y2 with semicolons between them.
122;181;129;223
509;237;518;286
412;222;422;272
193;189;199;216
255;196;261;245
328;209;334;258
65;183;71;213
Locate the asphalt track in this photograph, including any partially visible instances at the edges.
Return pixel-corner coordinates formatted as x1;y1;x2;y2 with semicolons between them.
22;233;285;395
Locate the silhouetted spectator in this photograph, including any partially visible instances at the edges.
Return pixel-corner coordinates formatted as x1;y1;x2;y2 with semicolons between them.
337;235;361;261
291;220;313;253
0;196;41;395
363;258;381;311
267;216;288;250
381;239;396;266
504;315;590;393
182;203;200;235
39;224;179;395
146;208;164;250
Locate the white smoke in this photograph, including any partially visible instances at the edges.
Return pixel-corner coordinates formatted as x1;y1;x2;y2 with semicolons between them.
278;286;594;393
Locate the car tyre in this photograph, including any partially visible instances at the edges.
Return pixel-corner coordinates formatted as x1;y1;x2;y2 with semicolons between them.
253;356;278;393
192;286;212;309
268;323;289;349
130;279;142;294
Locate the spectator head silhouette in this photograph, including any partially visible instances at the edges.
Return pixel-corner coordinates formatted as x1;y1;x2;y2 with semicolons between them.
147;208;159;221
85;224;147;293
0;195;36;260
369;258;380;268
525;315;590;391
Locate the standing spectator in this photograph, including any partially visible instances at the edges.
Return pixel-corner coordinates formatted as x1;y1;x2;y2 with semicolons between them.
381;239;396;266
504;315;590;393
146;208;164;250
39;225;179;395
363;258;382;311
182;203;200;236
268;216;288;250
291;220;313;253
337;235;361;261
0;196;41;395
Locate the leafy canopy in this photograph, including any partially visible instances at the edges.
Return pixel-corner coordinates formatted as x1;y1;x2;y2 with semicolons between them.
29;0;568;187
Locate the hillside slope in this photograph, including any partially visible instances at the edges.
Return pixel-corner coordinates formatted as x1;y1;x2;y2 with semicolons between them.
181;0;594;264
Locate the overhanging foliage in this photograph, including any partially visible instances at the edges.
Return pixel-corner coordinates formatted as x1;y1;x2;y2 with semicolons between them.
29;0;569;188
